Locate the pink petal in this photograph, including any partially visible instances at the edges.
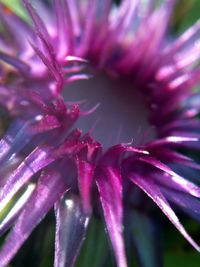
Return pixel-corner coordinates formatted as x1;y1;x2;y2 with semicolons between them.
96;166;127;267
77;159;94;214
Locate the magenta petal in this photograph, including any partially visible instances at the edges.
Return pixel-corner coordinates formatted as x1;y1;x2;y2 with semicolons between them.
130;174;200;252
54;196;90;267
96;167;128;267
0;170;67;266
77;159;94;214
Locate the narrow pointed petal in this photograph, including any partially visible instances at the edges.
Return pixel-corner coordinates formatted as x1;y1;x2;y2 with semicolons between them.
0;146;57;211
0;51;30;75
0;170;67;266
153;172;200;199
30;41;63;87
96;167;128;267
77;160;94;214
0;183;35;235
130;174;200;252
162;187;200;223
0;120;32;164
54;196;90;267
23;0;50;43
78;0;97;55
0;3;33;51
139;155;200;198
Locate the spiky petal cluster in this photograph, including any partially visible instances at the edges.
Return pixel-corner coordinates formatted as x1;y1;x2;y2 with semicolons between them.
0;1;200;267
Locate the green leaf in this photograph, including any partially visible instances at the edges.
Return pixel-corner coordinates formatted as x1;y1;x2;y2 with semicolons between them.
171;0;200;34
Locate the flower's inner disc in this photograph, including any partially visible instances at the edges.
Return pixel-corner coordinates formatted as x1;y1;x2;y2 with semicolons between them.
65;72;155;148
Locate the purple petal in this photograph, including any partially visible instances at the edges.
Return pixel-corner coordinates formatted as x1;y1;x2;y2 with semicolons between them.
96;166;128;267
162;187;200;223
0;51;30;75
0;183;35;235
0;120;33;165
30;41;62;86
0;145;57;212
149;147;200;170
130;174;200;252
22;1;63;89
54;196;90;267
139;155;200;198
0;3;34;51
78;0;97;55
23;0;50;44
0;170;68;266
77;160;94;214
152;171;200;199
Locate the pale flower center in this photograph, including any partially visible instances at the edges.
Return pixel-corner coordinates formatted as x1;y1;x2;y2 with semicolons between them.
65;72;155;148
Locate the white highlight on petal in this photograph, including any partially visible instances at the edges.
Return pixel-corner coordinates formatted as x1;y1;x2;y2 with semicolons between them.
65;198;74;209
169;74;189;89
0;183;35;219
84;217;90;228
35;115;43;121
166;136;198;142
65;56;87;63
159;198;179;224
171;175;187;186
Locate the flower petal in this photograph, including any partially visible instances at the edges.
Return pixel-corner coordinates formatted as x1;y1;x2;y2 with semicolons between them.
162;187;200;223
0;120;32;165
0;169;68;266
54;196;90;267
0;51;30;75
96;166;127;267
139;155;200;198
130;174;200;252
0;183;35;235
77;159;94;214
0;145;57;212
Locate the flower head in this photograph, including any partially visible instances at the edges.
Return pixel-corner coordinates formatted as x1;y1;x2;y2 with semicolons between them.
0;1;200;267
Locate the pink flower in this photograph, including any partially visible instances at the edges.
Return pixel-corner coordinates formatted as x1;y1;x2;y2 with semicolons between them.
0;1;200;266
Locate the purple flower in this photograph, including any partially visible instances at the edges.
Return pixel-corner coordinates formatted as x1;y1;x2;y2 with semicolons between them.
0;0;200;266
